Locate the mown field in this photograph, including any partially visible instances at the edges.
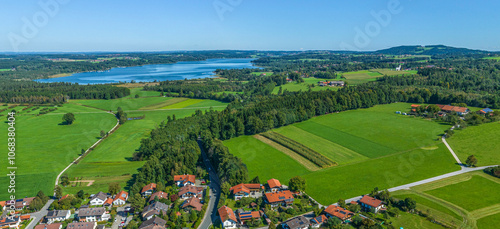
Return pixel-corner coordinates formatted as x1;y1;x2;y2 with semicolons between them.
0;105;116;199
341;69;417;85
63;97;228;194
225;103;459;204
392;171;500;229
447;121;500;166
271;77;340;94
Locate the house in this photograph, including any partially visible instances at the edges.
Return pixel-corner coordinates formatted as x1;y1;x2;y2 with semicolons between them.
66;222;97;229
139;217;166;229
237;211;261;224
89;192;108;206
359;196;385;213
436;104;470;116
286;78;293;83
35;223;62;229
20;215;30;221
148;192;168;203
45;210;71;224
329;81;345;87
77;207;108;222
181;197;203;212
174;174;196;187
103;198;113;208
141;183;157;197
267;179;282;192
112;191;129;206
0;216;21;229
59;194;70;203
281;216;309;229
477;108;494;115
142;202;169;220
229;184;262;200
310;215;327;228
264;190;294;207
178;186;204;199
0;201;6;211
324;205;354;222
218;206;237;229
14;197;35;210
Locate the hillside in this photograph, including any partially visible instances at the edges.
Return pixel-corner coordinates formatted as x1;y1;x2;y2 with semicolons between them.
374;45;488;55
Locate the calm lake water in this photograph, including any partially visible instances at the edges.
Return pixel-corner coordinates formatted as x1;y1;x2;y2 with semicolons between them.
36;58;257;84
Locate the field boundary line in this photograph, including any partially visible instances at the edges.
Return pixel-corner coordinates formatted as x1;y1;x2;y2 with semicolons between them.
53;111;120;196
469;203;500;219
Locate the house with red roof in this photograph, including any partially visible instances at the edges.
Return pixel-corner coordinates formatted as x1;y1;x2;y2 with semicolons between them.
310;215;327;228
35;223;62;229
264;190;294;207
181;197;203;212
267;179;282;192
229;184;263;200
141;183;157;197
59;194;70;203
436;104;470;116
178;186;204;200
148;191;168;203
174;174;196;187
103;198;113;208
324;205;354;222
359;196;385;213
0;201;6;211
218;206;237;229
237;211;261;224
113;191;128;206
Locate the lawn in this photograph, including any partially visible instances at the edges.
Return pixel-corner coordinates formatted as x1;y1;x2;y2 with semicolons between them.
371;68;418;76
387;211;445;229
140;98;189;110
272;77;339;94
250;71;273;76
224;136;311;184
64;99;228;194
476;212;500;229
341;70;383;85
483;56;500;61
391;192;462;220
225;103;458;204
447;122;500;166
0;108;116;199
123;88;162;98
425;175;500;212
70;96;173;111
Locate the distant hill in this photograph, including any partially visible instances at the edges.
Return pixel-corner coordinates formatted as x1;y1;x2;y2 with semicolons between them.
373;45;488;55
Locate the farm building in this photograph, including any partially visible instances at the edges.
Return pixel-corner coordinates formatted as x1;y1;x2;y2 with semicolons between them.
477;108;494;115
436;104;470;116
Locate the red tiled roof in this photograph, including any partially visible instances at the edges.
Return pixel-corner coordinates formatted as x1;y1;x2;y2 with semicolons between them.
59;194;70;203
141;183;157;194
20;215;30;221
174;175;195;185
149;192;168;202
35;223;62;229
218;206;237;223
104;198;113;205
230;184;250;194
267;179;281;189
350;201;358;205
238;211;261;221
311;215;327;224
359;196;383;208
181;197;203;211
178;186;203;197
265;190;293;203
113;191;129;202
0;201;6;207
411;104;421;108
436;104;468;113
324;205;354;220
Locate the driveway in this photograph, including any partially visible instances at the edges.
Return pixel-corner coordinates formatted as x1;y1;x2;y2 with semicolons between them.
26;199;54;229
111;205;133;229
197;140;221;229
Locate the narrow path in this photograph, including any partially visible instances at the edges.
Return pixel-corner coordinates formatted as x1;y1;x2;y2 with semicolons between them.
53;111;120;196
442;134;463;166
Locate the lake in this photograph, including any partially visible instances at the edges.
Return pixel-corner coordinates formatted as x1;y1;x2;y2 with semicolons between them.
36;58;257;84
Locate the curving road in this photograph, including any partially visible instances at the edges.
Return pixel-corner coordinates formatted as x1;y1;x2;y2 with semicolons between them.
197;140;222;229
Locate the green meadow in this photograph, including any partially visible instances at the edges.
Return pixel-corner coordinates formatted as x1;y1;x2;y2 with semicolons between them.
63;97;228;194
272;77;340;94
0;106;116;199
447;122;500;166
225;103;459;204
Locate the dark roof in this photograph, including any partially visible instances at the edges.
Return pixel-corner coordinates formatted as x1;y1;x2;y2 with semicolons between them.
91;192;108;201
139;217;166;229
78;207;105;217
283;216;309;229
66;222;96;229
46;210;70;219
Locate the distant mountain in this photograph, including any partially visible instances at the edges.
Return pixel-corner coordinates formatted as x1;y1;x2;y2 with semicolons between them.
373;45;488;55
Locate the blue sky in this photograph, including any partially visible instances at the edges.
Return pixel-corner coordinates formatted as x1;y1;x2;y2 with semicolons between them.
1;0;499;52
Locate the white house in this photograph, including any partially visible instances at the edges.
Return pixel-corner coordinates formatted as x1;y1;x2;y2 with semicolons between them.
0;216;21;229
359;196;385;213
112;191;128;206
46;210;71;224
89;192;108;206
77;207;109;222
218;206;237;229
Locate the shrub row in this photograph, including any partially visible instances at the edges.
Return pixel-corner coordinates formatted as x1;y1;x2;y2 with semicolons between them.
261;131;336;168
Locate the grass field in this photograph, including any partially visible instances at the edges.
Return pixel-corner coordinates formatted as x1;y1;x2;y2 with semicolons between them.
139;98;188;110
70;97;173;111
225;103;459;204
477;212;500;229
447;122;500;166
124;88;162;98
371;68;418;76
425;175;500;212
387;211;445;229
250;71;273;76
483;56;500;61
272;77;340;94
0;106;116;199
224;135;310;184
0;68;12;71
341;70;382;85
63;98;228;194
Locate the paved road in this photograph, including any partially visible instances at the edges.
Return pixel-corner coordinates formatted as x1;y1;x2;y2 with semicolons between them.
197;140;222;229
26;199;54;229
442;133;463;166
111;205;133;229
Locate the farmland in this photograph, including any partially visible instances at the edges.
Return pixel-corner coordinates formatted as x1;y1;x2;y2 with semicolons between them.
0;105;116;199
272;77;340;94
341;69;417;85
225;103;459;204
447;122;500;166
392;171;500;228
63;97;228;194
